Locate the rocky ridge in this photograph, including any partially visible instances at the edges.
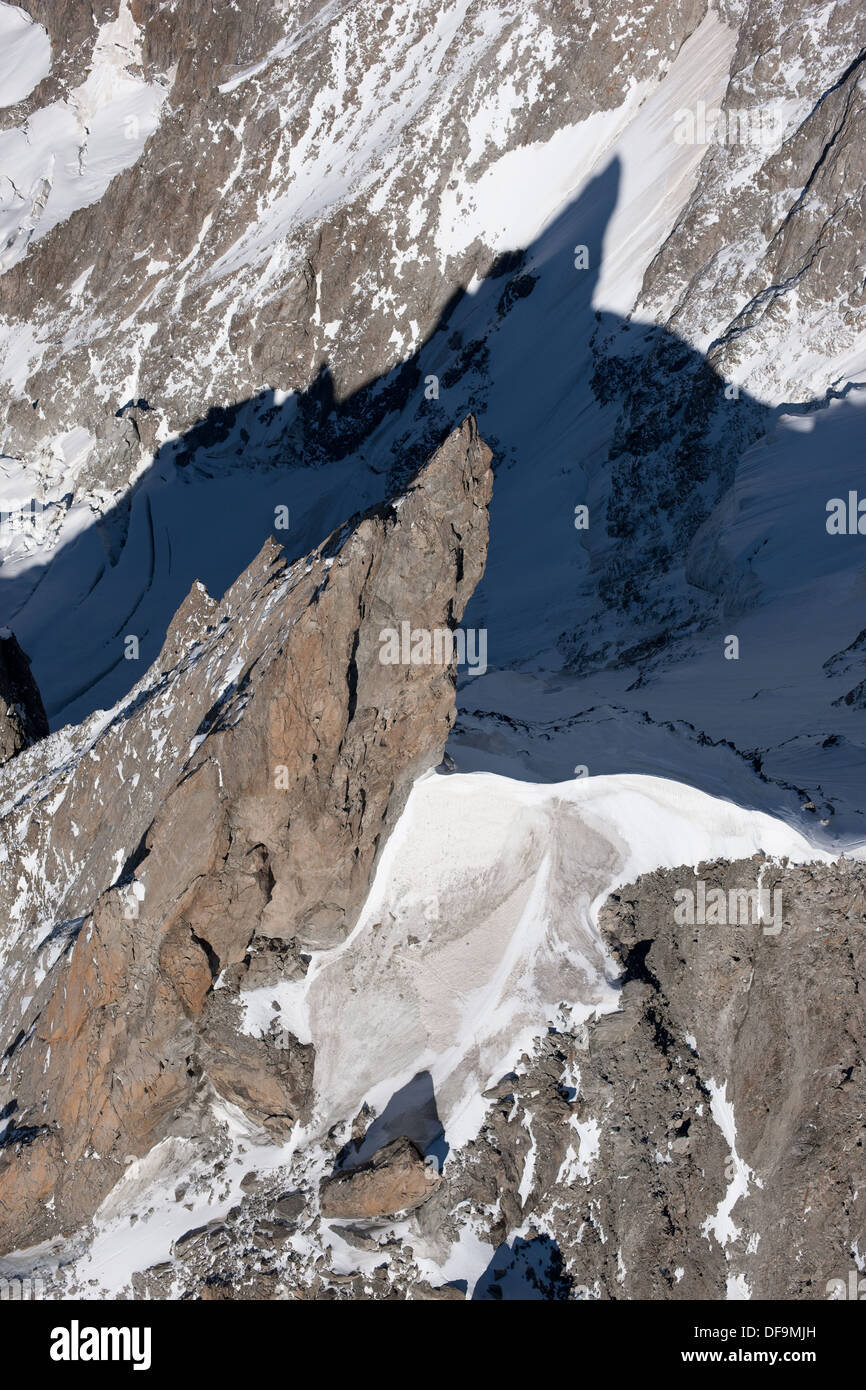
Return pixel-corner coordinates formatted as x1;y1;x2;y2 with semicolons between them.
1;1;864;842
0;416;492;1253
0;0;863;1304
32;853;861;1302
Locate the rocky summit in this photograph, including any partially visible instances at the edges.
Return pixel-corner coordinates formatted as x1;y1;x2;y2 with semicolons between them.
0;0;864;1319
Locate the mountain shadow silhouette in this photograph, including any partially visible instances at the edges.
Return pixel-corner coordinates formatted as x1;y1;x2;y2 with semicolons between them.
2;156;864;835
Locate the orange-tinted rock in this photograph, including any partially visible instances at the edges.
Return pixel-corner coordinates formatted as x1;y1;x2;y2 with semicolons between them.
0;419;492;1252
320;1137;438;1219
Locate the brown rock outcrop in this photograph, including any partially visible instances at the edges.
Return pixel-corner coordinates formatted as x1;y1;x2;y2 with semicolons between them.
320;1137;438;1220
0;418;492;1252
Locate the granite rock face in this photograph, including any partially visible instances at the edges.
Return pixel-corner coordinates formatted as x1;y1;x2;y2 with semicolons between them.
1;0;863;840
0;417;492;1252
413;856;866;1301
2;0;861;539
0;0;863;1303
0;0;707;486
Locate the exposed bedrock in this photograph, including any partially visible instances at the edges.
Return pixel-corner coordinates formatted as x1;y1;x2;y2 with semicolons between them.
0;418;492;1252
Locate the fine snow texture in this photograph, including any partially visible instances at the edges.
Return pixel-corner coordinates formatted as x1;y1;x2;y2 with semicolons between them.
0;1;168;270
297;770;833;1150
0;6;862;848
0;3;51;109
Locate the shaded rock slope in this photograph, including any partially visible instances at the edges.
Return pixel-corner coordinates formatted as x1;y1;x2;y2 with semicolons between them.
0;628;48;764
112;854;864;1302
0;417;492;1253
433;856;866;1301
0;0;863;1304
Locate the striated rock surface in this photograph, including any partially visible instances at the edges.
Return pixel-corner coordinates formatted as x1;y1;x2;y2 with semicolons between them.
0;0;707;484
0;417;492;1253
418;855;866;1300
0;1;863;843
0;0;863;1306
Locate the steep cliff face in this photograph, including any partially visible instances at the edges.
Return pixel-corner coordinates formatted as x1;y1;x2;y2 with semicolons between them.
1;1;864;847
0;0;864;1304
1;0;707;480
0;417;492;1253
421;854;866;1302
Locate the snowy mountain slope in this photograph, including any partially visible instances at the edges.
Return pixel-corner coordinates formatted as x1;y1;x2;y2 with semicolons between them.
0;0;864;1304
0;2;50;109
1;764;845;1297
0;418;494;1257
453;388;866;842
638;4;866;401
0;403;858;1298
295;769;836;1151
0;0;711;468
0;2;863;845
0;1;170;269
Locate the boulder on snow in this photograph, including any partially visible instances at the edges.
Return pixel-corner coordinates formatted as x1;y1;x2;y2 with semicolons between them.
320;1137;438;1219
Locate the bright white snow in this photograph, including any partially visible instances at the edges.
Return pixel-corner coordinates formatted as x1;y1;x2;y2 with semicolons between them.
300;769;831;1155
0;1;169;270
0;3;51;108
